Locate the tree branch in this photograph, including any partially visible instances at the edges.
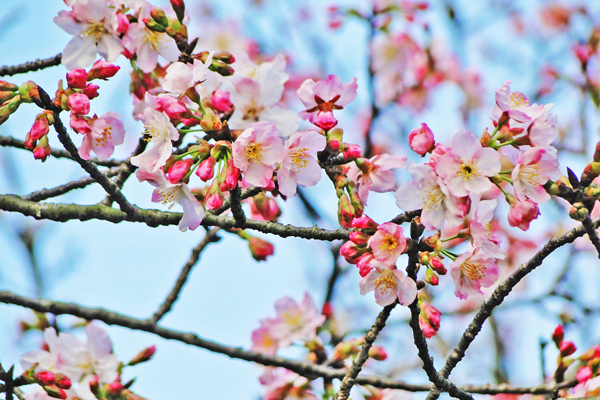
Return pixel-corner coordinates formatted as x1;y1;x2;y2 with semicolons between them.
581;216;600;259
0;290;577;395
425;217;600;400
0;194;350;241
150;228;220;323
0;54;62;77
335;303;396;400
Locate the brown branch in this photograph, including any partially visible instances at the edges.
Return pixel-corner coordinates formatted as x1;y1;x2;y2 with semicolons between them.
582;216;600;259
0;194;350;241
0;54;62;77
23;165;127;202
229;185;246;228
425;217;600;400
150;228;220;323
0;290;579;395
0;134;122;167
335;304;396;400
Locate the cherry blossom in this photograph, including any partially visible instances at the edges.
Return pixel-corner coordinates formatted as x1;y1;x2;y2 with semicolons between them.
435;130;501;197
266;293;326;347
359;260;417;307
347;154;406;203
78;112;125;160
469;199;504;259
494;81;548;125
408;123;435;156
54;0;124;69
507;197;540;231
136;169;204;232
162;54;214;97
232;122;285;188
450;246;499;299
512;147;559;204
297;74;358;131
277;131;326;197
367;222;406;265
395;163;465;230
131;108;179;173
251;320;280;355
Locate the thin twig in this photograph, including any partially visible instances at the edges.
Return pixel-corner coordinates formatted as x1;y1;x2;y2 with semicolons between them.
151;228;220;323
0;53;62;77
425;217;600;400
23;165;127;202
0;134;122;167
335;303;396;400
0;290;579;395
581;216;600;258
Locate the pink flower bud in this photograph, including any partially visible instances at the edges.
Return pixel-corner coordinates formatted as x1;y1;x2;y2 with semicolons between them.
128;345;156;366
168;159;194;183
206;180;224;210
170;0;186;23
107;380;123;394
66;68;88;89
220;159;241;192
68;93;90;115
419;302;441;338
263;178;276;191
35;371;56;386
339;241;364;264
408;123;435;156
248;193;280;221
247;236;275;261
29;117;49;141
314;111;337;131
552;325;564;345
425;268;439;286
83;83;99;99
54;373;71;390
368;345;387;361
560;341;576;357
356;253;375;277
338;193;356;228
349;230;369;245
89;375;101;396
88;60;120;80
196;157;216;181
573;43;593;64
342;143;362;161
156;96;188;119
70;113;91;134
351;215;379;230
211;90;233;112
577;366;593;383
507;199;540;231
429;256;446;275
116;12;130;34
33;136;51;162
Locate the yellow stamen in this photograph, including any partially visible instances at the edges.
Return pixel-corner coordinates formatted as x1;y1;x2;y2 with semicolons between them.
375;270;397;295
458;160;478;181
461;261;485;280
289;147;309;173
245;142;265;162
509;92;529;109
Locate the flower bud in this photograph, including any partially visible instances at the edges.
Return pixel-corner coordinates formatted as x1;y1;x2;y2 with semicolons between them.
83;83;99;99
356;253;375;277
368;345;387;361
327;128;343;151
54;373;71;390
213;51;235;64
408;123;435;156
200;108;223;131
210;90;233;113
70;113;91;134
156;96;188;120
419;302;441;338
350;215;378;230
68;93;90;115
29;116;49;141
0;95;22;125
196;157;216;181
206;180;224;210
429;256;446;275
0;80;18;92
43;385;67;400
18;81;40;103
170;0;186;23
116;12;130;34
209;59;234;77
150;7;169;27
128;345;156;366
560;341;577;357
508;198;540;231
66;68;88;88
107;380;124;395
35;371;56;386
143;17;167;32
0;90;17;104
33;135;51;162
338;193;356;228
210;140;231;161
342;143;362;161
248;194;280;222
220;159;241;192
247;236;275;261
167;159;194;184
314;111;337;131
88;60;120;80
339;240;365;264
425;268;439;286
349;230;369;245
89;375;101;397
577;366;593;383
569;202;589;221
552;325;564;346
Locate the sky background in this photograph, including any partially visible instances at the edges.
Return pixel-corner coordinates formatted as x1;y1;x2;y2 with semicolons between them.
1;0;600;399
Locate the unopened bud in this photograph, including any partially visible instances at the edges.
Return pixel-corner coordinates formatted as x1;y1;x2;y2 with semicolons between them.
35;370;56;386
88;60;120;80
560;341;577;357
196;157;216;181
342;143;362;160
552;325;564;346
368;345;387;361
89;375;101;397
66;68;88;88
429;256;446;275
200;108;222;131
167;159;194;184
143;17;167;32
0;80;18;92
54;373;71;390
350;215;378;230
247;236;275;262
43;385;67;400
210;140;231;161
425;268;439;286
149;7;169;27
0;95;22;125
209;59;234;76
569;202;589;221
170;0;186;23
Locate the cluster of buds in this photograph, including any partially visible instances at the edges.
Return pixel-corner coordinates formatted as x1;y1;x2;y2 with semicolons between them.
24;111;54;161
418;234;448;287
552;325;577;382
21;366;72;399
194;51;236;77
0;80;39;125
142;4;187;46
331;337;388;365
247;192;281;222
89;376;147;400
236;230;274;261
339;216;380;275
418;297;442;338
575;345;600;385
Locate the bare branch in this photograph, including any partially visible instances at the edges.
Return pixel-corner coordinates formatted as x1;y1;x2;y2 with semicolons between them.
582;216;600;259
150;228;220;323
0;53;62;77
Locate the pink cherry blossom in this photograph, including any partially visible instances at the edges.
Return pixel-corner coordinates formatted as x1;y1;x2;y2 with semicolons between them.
450;246;499;299
408;123;435;156
78;112;125;160
66;68;88;88
436;130;501;197
297;74;358;131
68;93;90;115
367;223;406;265
395;163;465;231
137;169;204;232
131;108;179;173
232;122;285;188
162;54;214;97
347;154;406;203
277;131;326;197
528;108;558;147
121;5;180;73
469;199;504;259
359;260;417;307
493;81;547;125
512;147;559;204
266;293;326;347
87;59;120;80
507;197;540;231
54;0;124;69
211;90;233;112
251;320;280;355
